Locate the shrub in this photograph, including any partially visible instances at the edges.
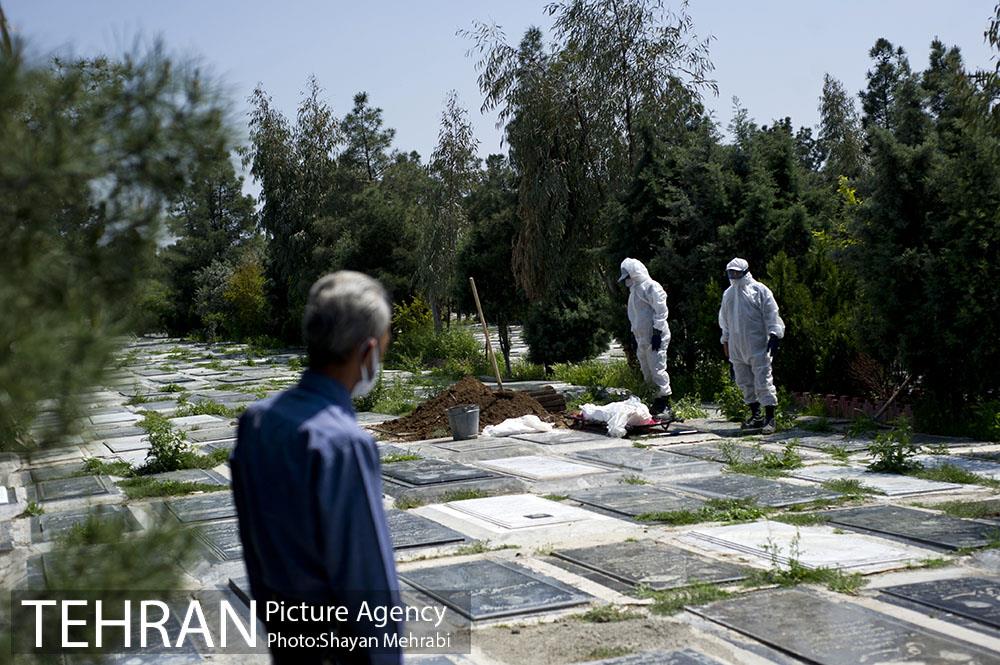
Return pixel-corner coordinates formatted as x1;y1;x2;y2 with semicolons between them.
552;360;646;396
522;292;611;367
715;366;747;422
673;395;708;420
222;256;269;339
867;419;920;473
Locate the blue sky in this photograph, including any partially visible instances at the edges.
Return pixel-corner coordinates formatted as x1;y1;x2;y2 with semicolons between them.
6;1;997;160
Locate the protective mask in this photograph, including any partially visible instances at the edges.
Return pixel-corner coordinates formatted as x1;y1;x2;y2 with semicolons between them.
350;344;380;399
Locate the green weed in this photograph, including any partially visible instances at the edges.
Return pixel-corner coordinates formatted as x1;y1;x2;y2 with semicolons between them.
640;582;733;615
119;478;228;499
575;606;642;623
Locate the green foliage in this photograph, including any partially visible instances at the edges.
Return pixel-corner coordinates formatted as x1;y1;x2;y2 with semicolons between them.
726;441;803;477
119;477;228;499
382;453;422;464
672;395;709;420
620;474;648;485
441;488;489;502
173;400;241;419
640;583;732;615
0;44;231;450
353;374;418;415
745;560;866;595
636;498;767;525
820;478;883;498
18;501;44;518
799;417;833;433
508;360;546;381
929;499;1000;520
866;419;920;473
574;606;642;623
821;444;852;462
847;414;879;439
523;291;612;367
81;458;134;477
715;367;748;422
911;464;1000;489
388;323;484;376
553;360;647;396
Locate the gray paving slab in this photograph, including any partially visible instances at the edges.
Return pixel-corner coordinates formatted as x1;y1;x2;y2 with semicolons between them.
825;505;1000;551
29;462;86;482
433;436;522;453
572;446;721;472
569;485;705;520
690;586;1000;664
666;473;840;508
511;430;617;446
552;540;747;591
399;559;591;620
185;426;237;443
668;442;763;464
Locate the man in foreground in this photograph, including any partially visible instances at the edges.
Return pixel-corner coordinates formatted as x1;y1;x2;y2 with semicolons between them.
719;257;785;434
619;258;673;420
231;271;402;665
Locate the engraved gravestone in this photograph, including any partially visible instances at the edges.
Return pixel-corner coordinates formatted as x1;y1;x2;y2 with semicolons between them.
690;586;1000;665
573;447;721;472
186;427;237;443
30;475;117;502
29;462;86;482
569;485;705;519
32;505;140;542
666;474;840;507
193;519;243;562
915;454;1000;480
434;437;519;453
510;430;615;446
476;455;605;480
399;559;590;620
826;505;1000;551
881;577;1000;630
166;493;237;524
386;509;466;549
141;469;229;486
102;434;150;453
669;443;761;464
382;459;497;486
790;464;962;495
448;494;599;529
552;540;747;591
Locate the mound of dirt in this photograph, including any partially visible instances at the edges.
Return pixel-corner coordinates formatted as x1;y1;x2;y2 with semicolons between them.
377;376;556;441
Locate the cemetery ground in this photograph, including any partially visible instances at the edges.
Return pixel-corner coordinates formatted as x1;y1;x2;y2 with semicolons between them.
3;335;1000;664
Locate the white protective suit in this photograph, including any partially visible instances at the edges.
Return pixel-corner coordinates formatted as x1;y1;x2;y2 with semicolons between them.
718;258;785;407
620;258;671;397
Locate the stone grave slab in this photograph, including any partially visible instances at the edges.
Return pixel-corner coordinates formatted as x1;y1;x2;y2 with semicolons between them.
476;455;605;480
552;540;747;591
165;492;236;524
169;414;230;428
149;374;199;384
690;586;1000;665
769;432;872;452
186;367;227;377
881;577;1000;630
790;464;962;495
382;459;497;486
29;462;85;482
572;446;720;472
682;418;745;438
186;426;237;443
133;368;176;377
355;412;399;425
141;468;229;486
825;505;1000;551
29;475;118;502
102;434;150;453
683;520;932;573
639;430;722;445
511;430;615;446
91;424;147;439
379;444;418;461
89;412;141;426
193;518;243;562
447;494;599;529
569;485;705;520
399;559;590;620
28;446;83;464
0;486;15;505
32;505;140;542
386;509;466;549
668;442;761;464
570;650;726;665
916;454;1000;480
666;474;840;508
201;439;237;454
434;436;520;453
969;451;1000;464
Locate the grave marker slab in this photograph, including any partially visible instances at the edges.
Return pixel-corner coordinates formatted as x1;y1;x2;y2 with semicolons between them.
32;505;140;542
476;455;605;480
511;430;615;446
30;475;117;502
882;577;1000;630
186;427;237;443
399;559;590;620
382;459;497;486
89;412;141;426
166;493;236;524
768;432;871;452
683;520;932;573
553;540;747;591
29;462;85;482
915;454;1000;480
386;509;466;549
572;447;719;472
571;650;725;665
201;439;236;455
690;586;1000;665
826;505;1000;551
790;464;962;495
434;437;520;453
0;486;14;505
103;435;150;453
668;443;761;464
569;485;705;519
193;519;243;562
169;414;229;428
447;494;599;529
666;474;840;508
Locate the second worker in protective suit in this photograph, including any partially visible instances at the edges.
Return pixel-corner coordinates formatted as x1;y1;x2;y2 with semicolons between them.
619;258;673;420
719;257;785;434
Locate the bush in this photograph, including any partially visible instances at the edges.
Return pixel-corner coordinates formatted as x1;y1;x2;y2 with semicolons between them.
552;360;647;396
388;322;485;375
867;419;920;473
523;292;611;367
223;256;269;339
715;366;747;422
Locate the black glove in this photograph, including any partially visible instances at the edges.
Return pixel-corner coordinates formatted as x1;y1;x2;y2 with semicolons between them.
651;331;662;351
767;334;780;356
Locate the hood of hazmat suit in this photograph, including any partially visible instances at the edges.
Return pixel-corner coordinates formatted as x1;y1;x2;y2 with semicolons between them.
620;258;669;341
718;257;784;362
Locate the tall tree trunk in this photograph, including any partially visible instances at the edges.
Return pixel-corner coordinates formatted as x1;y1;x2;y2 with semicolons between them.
497;315;512;378
431;299;442;333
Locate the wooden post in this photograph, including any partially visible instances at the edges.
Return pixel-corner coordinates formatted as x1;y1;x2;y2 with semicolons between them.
469;277;504;391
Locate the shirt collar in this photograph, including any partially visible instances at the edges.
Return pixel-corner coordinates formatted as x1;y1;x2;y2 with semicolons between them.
298;369;355;412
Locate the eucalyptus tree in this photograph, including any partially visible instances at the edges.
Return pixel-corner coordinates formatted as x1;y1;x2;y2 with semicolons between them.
340;91;395;183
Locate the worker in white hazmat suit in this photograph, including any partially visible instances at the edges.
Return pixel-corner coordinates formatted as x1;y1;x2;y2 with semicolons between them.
718;257;785;434
618;258;673;419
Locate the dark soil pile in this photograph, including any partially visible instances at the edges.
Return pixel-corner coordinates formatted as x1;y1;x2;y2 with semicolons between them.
377;376;555;440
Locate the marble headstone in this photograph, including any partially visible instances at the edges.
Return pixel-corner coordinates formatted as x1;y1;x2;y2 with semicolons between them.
573;447;721;472
476;455;605;480
193;519;243;562
510;430;616;446
30;475;118;502
165;493;237;524
447;494;599;530
32;505;140;542
790;464;962;495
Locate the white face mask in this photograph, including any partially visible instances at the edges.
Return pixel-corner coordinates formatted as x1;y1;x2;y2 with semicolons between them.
350;343;380;399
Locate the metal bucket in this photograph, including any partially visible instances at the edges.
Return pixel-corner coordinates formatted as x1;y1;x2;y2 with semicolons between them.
446;404;480;441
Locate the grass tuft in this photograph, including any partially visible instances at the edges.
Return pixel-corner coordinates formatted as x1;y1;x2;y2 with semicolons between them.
574;605;642;623
639;582;733;615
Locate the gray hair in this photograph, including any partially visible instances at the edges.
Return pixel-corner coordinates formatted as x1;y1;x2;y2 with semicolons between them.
302;271;391;367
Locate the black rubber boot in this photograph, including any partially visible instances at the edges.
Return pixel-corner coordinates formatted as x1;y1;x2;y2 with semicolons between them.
762;405;777;434
742;402;764;429
651;396;669;416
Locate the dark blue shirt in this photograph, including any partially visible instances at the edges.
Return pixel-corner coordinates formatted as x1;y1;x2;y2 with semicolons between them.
231;369;402;664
